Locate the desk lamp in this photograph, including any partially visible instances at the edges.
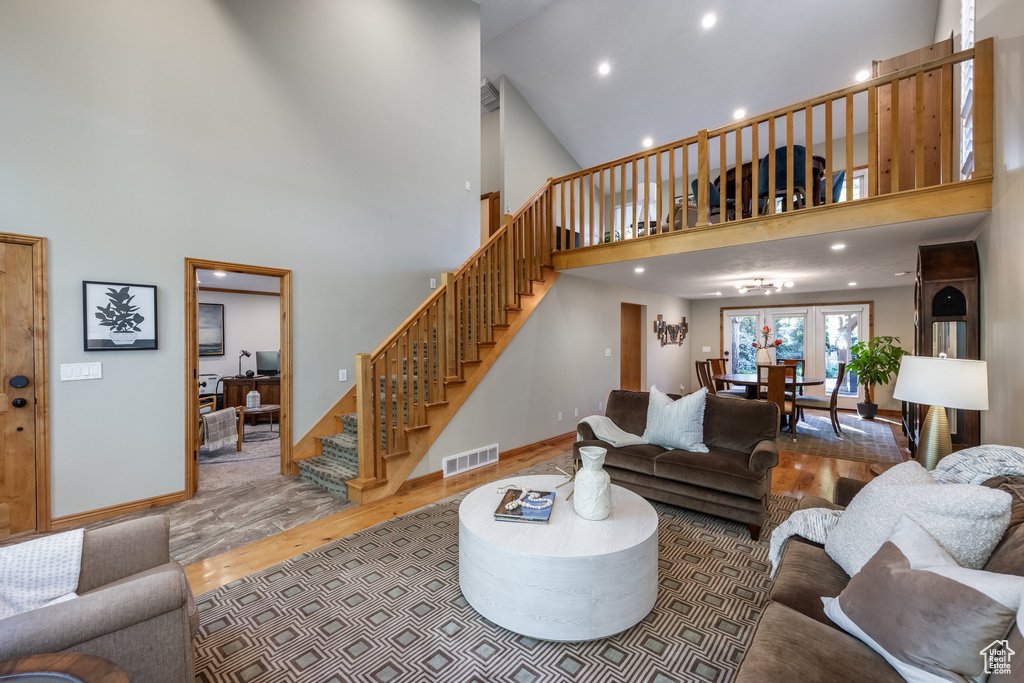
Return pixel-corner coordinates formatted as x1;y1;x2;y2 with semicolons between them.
238;349;251;377
892;354;988;470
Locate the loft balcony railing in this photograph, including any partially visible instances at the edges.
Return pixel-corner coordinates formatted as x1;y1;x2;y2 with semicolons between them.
548;39;992;254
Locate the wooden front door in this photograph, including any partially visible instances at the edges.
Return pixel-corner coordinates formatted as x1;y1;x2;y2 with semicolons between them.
620;303;642;391
0;241;42;536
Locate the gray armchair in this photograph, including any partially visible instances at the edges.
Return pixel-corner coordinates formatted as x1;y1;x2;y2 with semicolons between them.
0;516;198;682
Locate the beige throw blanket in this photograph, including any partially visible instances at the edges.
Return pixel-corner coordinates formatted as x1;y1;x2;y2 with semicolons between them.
203;407;237;451
0;528;84;619
578;415;648;447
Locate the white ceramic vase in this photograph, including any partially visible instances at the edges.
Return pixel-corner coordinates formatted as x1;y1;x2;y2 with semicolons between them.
756;347;774;365
574;446;612;521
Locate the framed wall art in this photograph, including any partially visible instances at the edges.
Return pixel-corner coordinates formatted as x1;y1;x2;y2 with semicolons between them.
198;303;225;356
83;281;158;351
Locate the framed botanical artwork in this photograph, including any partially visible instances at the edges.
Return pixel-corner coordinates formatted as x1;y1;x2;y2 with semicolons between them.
83;281;158;351
198;303;225;356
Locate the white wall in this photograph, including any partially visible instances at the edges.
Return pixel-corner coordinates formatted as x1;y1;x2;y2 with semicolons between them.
974;0;1024;446
0;0;481;517
499;76;581;213
481;109;501;195
688;286;914;410
413;274;691;477
197;291;280;378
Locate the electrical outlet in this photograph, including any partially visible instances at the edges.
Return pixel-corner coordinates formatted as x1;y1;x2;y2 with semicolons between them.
339;369;347;381
605;348;611;357
430;278;437;289
574;408;579;418
598;402;603;412
465;180;471;191
558;411;563;422
702;345;712;353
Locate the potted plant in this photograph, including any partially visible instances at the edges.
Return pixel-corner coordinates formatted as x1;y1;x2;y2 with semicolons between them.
752;325;784;365
845;335;908;420
94;286;145;345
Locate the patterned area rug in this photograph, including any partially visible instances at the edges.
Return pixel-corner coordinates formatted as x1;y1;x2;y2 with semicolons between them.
194;453;798;682
778;410;902;464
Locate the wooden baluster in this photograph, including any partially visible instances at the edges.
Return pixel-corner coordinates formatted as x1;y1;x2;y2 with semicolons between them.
824;101;833;204
750;124;759;218
941;64;953;184
847;93;855;200
473;261;481;359
394;337;405;448
631;159;638;239
767;119;776;215
681;143;689;226
440;273;452;381
696;130;709;226
786;112;794;211
734;128;742;219
546;185;555;265
559;181;566;251
974;41;994;177
642;154;649;235
608;166;615;243
460;272;469;375
430;303;439;403
568;177;575;251
619;162;626;240
418;311;428;425
718;134;727;220
890;77;900;193
482;251;491;344
915;72;926;189
356;353;374;480
868;87;878;197
668;148;676;229
584;172;592;246
804;105;813;207
598;170;605;244
383;344;394;448
655;152;662;234
442;272;455;378
526;204;534;285
406;325;416;427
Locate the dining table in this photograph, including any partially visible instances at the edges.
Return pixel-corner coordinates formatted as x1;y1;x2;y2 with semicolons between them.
712;373;826;400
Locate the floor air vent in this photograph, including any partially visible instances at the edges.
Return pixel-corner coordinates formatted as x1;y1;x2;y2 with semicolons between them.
442;444;499;478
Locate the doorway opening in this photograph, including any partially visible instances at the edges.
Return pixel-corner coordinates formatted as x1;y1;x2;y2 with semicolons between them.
620;302;644;391
184;258;292;499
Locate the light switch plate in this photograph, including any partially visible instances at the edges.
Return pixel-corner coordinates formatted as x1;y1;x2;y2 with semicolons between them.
339;369;348;382
61;362;102;381
605;348;612;357
430;278;437;289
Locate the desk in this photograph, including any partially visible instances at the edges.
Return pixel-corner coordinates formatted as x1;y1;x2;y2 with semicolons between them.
713;373;825;399
222;376;280;425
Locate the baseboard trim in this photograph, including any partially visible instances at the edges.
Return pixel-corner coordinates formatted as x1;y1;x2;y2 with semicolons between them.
51;491;187;530
399;432;576;492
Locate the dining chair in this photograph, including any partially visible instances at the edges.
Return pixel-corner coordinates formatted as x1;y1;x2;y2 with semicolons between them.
757;145;807;212
708;357;747;399
695;360;711;390
691;179;735;221
758;364;796;434
794;362;847;437
820;170;846;204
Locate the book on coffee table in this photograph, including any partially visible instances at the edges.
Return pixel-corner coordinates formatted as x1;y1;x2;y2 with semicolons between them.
493;489;555;524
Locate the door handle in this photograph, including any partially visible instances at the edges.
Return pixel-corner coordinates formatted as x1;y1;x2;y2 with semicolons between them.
9;376;28;389
12;398;27;408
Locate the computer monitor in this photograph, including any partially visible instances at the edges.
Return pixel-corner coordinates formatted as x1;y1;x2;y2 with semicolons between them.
255;351;280;376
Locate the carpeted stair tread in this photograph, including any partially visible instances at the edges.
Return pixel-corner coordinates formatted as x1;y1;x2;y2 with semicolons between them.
297;455;357;499
339;413;358;433
319;432;358;469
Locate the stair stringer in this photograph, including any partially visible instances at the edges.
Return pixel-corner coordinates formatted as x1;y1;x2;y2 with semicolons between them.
352;269;559;504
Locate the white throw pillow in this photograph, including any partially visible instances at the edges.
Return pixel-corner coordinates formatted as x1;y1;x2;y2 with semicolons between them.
825;461;1011;576
824;517;1024;682
642;385;708;453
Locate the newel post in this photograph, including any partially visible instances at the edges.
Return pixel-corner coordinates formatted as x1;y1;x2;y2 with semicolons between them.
442;272;457;379
355;353;376;481
696;129;710;227
973;38;994;178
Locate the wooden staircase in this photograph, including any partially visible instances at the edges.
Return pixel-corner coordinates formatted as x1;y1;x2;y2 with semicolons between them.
294;184;559;504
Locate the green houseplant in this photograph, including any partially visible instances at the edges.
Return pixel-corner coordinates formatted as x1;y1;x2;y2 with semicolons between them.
95;286;145;345
845;335;908;419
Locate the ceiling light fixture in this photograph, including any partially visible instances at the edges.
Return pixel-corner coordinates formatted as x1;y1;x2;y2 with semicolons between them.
856;69;871;82
642;137;653;148
849;282;858;286
702;12;716;29
213;271;227;277
894;271;909;276
634;267;645;273
736;277;791;294
831;243;846;251
733;108;746;120
598;61;610;76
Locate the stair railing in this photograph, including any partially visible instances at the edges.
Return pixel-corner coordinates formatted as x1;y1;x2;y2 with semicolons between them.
354;182;554;488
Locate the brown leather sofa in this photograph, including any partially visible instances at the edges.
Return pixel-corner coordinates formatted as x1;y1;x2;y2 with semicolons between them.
0;516;198;682
734;475;1024;682
574;390;780;540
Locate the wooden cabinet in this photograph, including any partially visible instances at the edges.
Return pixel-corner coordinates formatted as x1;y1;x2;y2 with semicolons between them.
222;376;280;424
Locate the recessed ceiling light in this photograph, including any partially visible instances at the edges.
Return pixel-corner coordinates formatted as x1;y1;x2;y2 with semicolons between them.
598;61;610;76
642;137;653;148
733;108;746;120
714;292;722;296
213;271;227;277
634;267;645;273
856;69;871;82
831;243;846;251
848;282;857;286
702;12;716;29
894;271;909;276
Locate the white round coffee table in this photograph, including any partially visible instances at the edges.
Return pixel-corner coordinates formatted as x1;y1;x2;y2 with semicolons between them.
458;474;659;641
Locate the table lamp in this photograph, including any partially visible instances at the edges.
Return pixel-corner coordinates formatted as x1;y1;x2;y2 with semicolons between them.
892;354;988;470
238;349;251;377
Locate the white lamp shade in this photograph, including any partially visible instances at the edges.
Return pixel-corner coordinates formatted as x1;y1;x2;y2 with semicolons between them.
892;356;989;411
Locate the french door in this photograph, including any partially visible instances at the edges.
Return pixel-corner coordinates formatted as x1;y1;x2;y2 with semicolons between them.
722;302;869;409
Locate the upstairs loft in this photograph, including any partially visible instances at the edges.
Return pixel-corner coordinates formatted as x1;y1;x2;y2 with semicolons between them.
546;39;993;271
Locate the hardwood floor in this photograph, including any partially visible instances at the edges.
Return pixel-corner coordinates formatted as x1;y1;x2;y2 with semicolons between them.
186;409;911;595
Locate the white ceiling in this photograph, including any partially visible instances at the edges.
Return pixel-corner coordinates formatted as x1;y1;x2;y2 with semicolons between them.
197;269;280;293
481;0;942;168
565;213;986;300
